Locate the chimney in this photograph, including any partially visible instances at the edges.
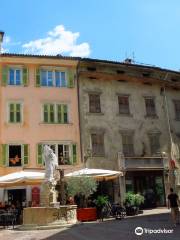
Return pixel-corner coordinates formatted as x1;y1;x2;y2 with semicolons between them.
0;31;4;54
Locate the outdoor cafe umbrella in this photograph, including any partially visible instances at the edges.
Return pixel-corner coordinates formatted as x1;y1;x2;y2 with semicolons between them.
65;168;123;181
0;171;45;187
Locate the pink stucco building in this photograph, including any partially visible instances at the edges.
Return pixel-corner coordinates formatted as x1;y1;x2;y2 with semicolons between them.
0;54;82;205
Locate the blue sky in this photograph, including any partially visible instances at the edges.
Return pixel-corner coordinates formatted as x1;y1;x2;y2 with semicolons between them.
1;0;180;70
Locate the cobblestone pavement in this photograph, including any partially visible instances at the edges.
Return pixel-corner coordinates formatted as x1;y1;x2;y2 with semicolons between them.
0;210;180;240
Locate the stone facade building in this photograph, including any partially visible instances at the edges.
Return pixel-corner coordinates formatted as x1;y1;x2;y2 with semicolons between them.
78;58;180;207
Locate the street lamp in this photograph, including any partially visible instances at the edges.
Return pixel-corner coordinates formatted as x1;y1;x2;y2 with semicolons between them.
0;31;4;54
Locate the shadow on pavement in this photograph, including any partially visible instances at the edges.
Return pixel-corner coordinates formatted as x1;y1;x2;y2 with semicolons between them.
41;213;180;240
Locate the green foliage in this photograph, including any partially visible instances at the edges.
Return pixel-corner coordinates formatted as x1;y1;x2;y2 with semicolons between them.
94;195;109;207
125;192;144;206
66;176;97;199
125;192;135;206
134;193;144;206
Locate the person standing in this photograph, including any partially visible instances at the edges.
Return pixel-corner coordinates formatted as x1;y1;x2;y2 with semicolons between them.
167;188;180;226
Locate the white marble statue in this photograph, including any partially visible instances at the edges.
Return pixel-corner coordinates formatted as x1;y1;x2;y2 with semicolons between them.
43;145;58;183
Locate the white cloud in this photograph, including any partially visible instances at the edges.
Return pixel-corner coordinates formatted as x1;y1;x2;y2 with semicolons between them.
22;25;91;57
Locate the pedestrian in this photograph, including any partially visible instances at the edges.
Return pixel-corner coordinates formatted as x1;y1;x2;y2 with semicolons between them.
167;188;180;226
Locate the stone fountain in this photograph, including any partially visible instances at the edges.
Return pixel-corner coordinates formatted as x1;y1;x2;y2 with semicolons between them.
21;145;77;230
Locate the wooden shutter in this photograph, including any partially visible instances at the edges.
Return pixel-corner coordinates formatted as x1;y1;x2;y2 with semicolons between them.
9;103;15;123
0;144;8;166
23;144;29;165
57;104;62;123
67;70;75;88
72;144;77;164
37;144;43;165
50;104;55;123
62;104;68;123
36;68;41;87
2;66;8;86
43;104;49;123
23;67;28;86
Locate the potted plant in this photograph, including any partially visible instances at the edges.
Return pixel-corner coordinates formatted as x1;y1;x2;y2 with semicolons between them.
134;193;144;214
94;195;109;219
66;176;97;221
124;192;136;216
124;192;144;215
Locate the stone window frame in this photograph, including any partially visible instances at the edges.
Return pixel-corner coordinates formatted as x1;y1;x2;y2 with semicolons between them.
89;128;105;157
120;129;135;157
117;94;131;115
147;130;161;156
89;94;101;113
144;96;158;118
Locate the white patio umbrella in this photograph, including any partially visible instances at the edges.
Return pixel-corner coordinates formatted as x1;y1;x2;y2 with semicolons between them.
0;171;45;187
65;168;123;181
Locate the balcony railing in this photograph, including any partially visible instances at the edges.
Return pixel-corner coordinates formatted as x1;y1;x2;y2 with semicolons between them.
117;151;169;169
124;157;164;169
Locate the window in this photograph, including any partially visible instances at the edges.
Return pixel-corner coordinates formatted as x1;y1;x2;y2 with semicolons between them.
121;133;134;157
118;95;130;114
89;94;101;113
144;97;156;116
39;143;76;165
40;70;67;87
9;68;22;85
8;103;22;123
43;103;68;123
174;100;180;120
149;134;160;155
9;145;22;167
91;133;105;156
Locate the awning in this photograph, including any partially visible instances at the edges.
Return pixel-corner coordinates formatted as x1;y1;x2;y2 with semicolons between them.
65;168;123;181
0;171;45;187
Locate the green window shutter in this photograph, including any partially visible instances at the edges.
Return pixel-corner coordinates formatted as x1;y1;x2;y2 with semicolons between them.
72;144;77;164
2;66;8;86
67;70;75;88
16;103;21;123
23;144;29;165
63;105;68;123
36;68;41;87
43;104;49;123
57;104;62;123
23;67;28;86
0;144;8;166
50;104;55;123
9;103;15;122
37;144;43;165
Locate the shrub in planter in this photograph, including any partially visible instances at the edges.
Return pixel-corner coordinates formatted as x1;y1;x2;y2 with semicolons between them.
134;194;145;214
66;176;98;221
124;192;144;215
66;176;97;208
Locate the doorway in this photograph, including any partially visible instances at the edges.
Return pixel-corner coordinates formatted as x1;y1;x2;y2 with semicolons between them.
8;189;26;206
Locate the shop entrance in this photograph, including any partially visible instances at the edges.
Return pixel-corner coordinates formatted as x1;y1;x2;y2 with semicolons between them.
8;189;26;206
126;171;165;208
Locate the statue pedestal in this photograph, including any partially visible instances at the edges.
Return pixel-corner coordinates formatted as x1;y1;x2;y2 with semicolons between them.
20;205;77;230
40;181;57;207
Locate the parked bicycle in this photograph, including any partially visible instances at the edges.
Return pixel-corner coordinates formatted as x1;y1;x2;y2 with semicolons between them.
100;202;126;221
